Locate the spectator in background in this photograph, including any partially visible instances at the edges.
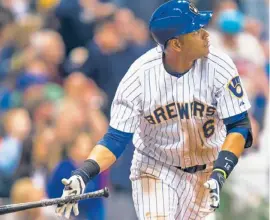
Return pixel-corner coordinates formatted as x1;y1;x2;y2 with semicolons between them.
78;9;153;118
0;5;14;60
129;18;154;50
49;93;108;169
118;0;164;23
63;72;108;143
53;98;87;148
208;0;241;28
113;8;136;43
0;108;31;197
28;30;65;82
0;14;45;113
16;58;49;91
35;0;59;15
54;0;116;55
23;83;64;129
31;127;57;188
192;0;217;11
113;8;154;52
3;177;57;220
0;6;15;81
1;0;32;20
63;48;90;77
209;4;266;66
239;0;269;38
13;14;44;50
0;27;63;86
0;13;44;84
244;17;264;40
46;132;106;220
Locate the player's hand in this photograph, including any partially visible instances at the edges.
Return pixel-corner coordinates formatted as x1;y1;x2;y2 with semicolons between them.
203;170;226;210
203;179;220;210
55;175;85;219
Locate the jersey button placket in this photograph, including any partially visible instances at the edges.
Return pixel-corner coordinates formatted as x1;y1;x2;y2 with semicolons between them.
179;74;193;168
175;76;189;168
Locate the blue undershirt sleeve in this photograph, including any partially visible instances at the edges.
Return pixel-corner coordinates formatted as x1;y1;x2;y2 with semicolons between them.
223;111;251;143
97;126;134;159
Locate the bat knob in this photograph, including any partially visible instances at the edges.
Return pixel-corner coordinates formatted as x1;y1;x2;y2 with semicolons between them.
103;187;109;198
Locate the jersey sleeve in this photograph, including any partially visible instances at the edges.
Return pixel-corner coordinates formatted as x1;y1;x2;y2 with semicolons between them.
214;62;251;120
109;66;142;133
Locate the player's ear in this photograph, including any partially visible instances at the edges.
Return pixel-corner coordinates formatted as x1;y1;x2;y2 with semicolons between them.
170;39;182;52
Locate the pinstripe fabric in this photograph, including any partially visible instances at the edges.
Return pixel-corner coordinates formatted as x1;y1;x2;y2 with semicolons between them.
131;158;214;220
109;46;251;220
132;175;178;220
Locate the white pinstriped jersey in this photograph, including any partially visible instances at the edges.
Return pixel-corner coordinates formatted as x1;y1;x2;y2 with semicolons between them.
110;45;251;171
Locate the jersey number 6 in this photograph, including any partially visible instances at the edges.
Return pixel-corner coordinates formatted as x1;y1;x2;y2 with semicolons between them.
203;119;215;138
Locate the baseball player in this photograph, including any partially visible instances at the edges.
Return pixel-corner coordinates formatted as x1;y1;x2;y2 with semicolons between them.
55;1;253;219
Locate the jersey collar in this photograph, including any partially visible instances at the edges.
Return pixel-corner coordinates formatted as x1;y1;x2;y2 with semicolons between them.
162;53;195;78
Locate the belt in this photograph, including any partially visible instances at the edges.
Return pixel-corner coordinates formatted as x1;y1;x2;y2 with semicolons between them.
176;164;207;174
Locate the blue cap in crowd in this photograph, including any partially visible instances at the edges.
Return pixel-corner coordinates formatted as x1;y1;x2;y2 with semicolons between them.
217;10;244;35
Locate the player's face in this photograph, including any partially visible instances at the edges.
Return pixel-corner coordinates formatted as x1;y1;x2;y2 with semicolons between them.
180;28;210;59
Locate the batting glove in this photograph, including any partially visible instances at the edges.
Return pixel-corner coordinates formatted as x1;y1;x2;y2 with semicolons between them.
55;175;85;219
203;171;226;210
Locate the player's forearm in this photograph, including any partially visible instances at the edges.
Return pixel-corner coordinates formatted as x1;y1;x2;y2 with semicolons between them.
221;132;245;158
88;145;116;172
211;133;246;181
208;113;253;191
209;129;248;190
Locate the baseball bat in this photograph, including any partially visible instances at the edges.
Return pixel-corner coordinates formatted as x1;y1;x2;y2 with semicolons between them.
0;187;109;215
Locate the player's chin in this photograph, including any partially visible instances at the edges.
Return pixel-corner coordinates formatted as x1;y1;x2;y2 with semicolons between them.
195;45;209;59
201;45;210;56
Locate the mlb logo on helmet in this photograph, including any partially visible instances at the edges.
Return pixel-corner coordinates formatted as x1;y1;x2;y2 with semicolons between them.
189;3;199;15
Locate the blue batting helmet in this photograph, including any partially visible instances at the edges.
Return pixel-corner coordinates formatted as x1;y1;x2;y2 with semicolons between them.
149;0;213;48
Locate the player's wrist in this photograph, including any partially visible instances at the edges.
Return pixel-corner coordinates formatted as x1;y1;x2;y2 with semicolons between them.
72;159;100;184
212;150;238;182
210;169;226;190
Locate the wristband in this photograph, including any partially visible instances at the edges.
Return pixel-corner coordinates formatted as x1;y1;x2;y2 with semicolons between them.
72;159;100;184
213;150;238;178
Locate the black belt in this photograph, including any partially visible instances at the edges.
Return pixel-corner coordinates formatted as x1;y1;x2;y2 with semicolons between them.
176;164;207;174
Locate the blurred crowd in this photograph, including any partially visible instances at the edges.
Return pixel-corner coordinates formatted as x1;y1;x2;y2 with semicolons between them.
0;0;268;220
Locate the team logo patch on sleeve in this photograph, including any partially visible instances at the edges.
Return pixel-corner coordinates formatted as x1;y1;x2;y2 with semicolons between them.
227;76;243;98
